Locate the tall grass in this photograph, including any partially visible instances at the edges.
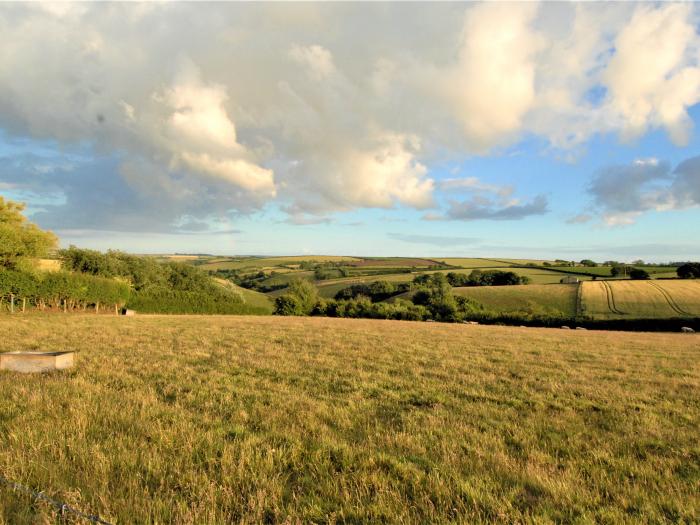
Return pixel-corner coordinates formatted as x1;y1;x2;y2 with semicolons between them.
0;315;698;523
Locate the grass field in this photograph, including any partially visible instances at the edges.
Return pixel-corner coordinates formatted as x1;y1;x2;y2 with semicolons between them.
554;266;678;278
433;258;515;268
1;315;698;523
214;279;274;313
580;280;700;319
454;284;578;317
315;273;415;298
199;256;360;271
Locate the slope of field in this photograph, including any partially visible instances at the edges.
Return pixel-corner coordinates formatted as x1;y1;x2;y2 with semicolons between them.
453;284;578;316
556;266;678;278
428;258;506;268
1;316;698;523
214;279;274;313
580;280;700;319
199;256;361;271
315;273;415;298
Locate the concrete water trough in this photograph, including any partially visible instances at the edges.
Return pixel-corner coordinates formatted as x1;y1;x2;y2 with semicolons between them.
0;351;75;373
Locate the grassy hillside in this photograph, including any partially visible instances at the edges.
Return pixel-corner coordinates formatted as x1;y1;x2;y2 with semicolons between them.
454;284;578;317
198;256;360;271
580;280;700;320
213;279;274;313
0;315;698;523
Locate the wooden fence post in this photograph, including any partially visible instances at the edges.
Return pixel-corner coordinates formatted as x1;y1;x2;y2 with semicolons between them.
10;294;14;314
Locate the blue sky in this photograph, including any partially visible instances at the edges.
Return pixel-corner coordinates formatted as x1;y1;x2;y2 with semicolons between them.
1;2;699;262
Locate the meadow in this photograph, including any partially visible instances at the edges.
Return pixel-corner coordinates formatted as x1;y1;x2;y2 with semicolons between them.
453;284;578;317
1;315;698;523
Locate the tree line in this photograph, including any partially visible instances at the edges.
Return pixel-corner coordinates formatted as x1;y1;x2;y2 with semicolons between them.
274;274;485;322
0;197;266;315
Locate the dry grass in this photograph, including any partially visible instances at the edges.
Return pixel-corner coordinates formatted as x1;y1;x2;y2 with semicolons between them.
0;315;699;524
581;280;700;319
35;259;62;272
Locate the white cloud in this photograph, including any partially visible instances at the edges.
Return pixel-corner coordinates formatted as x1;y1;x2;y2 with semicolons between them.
1;3;700;230
440;177;513;198
445;3;541;151
289;44;336;80
603;4;700;145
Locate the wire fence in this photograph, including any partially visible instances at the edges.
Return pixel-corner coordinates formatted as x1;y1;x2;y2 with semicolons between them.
0;473;113;524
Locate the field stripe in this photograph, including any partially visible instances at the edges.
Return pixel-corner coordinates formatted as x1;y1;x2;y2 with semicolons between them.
575;282;583;319
601;281;626;315
647;281;693;317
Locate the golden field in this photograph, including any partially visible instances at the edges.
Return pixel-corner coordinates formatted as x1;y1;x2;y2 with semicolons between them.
0;315;698;523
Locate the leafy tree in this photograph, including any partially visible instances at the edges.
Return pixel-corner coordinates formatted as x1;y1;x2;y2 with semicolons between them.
677;263;700;279
629;268;650;280
274;279;319;316
0;197;57;270
580;259;597;267
610;265;632;277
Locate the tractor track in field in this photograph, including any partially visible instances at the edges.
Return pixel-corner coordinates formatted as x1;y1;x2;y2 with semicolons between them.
601;280;626;315
647;281;693;317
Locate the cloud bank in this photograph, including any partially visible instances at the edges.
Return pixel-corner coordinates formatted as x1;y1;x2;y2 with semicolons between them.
586;156;700;225
0;3;699;231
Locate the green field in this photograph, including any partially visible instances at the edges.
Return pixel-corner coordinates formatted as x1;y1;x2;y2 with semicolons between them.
0;315;698;523
580;280;700;319
454;284;578;317
315;273;416;298
430;267;589;285
552;266;678;278
198;256;360;271
214;279;274;313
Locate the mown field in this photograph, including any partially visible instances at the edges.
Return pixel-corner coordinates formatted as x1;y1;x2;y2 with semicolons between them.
454;284;578;317
580;280;700;320
1;315;698;523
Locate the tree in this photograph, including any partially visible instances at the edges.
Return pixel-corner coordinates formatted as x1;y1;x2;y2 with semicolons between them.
629;268;650;280
274;295;304;316
610;265;632;277
274;279;319;315
0;197;57;270
677;263;700;279
580;259;597;267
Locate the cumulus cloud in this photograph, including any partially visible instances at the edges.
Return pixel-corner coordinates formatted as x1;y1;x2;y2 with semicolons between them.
432;195;549;222
431;176;548;221
1;2;700;231
439;177;513;198
603;4;700;145
445;2;541;151
586;156;700;225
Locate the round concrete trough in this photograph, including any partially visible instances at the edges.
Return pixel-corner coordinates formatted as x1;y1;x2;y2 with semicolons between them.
0;351;75;373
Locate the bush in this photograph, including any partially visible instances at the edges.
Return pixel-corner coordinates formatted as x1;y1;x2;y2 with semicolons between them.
127;287;262;315
630;268;650;280
274;279;319;316
0;269;130;312
677;263;700;279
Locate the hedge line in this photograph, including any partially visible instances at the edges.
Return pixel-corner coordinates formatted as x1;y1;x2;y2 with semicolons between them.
0;269;130;313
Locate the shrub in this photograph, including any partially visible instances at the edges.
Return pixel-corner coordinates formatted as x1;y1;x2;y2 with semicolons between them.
630;268;650;280
677;263;700;279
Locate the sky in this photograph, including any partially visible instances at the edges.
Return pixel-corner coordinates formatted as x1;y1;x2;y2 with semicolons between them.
1;2;700;262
